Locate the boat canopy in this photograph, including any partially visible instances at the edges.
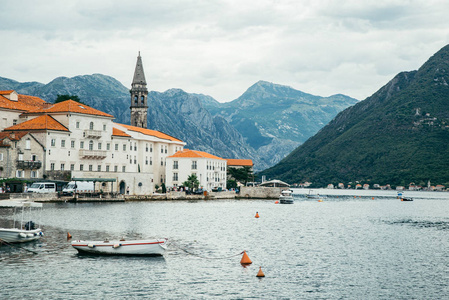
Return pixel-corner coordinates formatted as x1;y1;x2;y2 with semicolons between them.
260;180;290;187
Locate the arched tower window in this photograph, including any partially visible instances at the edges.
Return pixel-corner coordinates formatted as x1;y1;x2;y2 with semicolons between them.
89;122;94;130
141;96;145;105
89;140;94;150
134;95;138;105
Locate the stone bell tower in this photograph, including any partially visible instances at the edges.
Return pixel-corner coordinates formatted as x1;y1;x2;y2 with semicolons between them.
130;52;148;128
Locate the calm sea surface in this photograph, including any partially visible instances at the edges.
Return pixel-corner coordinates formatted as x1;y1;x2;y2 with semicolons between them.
1;190;449;299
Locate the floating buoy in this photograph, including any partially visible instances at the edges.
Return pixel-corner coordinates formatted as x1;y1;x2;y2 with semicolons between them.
274;201;279;204
318;199;323;202
256;266;265;277
372;197;375;200
67;232;72;240
240;250;252;265
255;212;260;218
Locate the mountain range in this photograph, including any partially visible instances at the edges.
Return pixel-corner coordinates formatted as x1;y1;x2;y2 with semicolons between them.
0;76;357;171
261;44;449;187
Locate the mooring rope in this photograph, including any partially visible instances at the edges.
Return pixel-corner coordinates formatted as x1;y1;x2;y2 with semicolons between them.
0;238;38;255
168;240;244;260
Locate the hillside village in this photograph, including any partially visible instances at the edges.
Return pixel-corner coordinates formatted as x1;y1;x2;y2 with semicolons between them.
0;54;253;195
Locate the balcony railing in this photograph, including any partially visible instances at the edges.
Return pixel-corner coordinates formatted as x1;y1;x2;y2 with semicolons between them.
84;130;102;138
79;149;107;159
16;160;42;169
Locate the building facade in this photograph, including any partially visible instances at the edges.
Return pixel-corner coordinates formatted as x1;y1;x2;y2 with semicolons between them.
165;149;227;191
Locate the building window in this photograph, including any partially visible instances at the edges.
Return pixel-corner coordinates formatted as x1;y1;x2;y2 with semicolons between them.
13;119;17;125
71;140;75;148
165;146;167;154
89;140;94;151
31;171;37;178
89;165;93;171
114;165;118;172
80;141;84;149
61;163;65;171
192;161;197;170
161;159;164;166
150;158;152;165
89;122;94;130
161;146;163;153
122;166;126;172
123;144;126;151
115;144;118;151
106;165;110;172
103;124;106;131
50;163;55;170
31;154;37;161
97;165;101;172
51;139;56;147
150;144;153;152
0;153;3;161
80;164;84;171
70;164;75;171
98;143;102;150
146;144;148;152
76;121;80;128
107;143;110;151
145;157;148;165
16;170;23;178
173;161;178;169
25;139;31;150
134;156;136;164
61;140;66;147
134;143;137;151
173;173;178;181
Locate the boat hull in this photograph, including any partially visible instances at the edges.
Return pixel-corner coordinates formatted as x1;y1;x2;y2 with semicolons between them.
279;196;294;204
71;239;167;256
0;228;43;243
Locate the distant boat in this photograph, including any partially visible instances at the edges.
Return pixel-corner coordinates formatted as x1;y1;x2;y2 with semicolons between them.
71;238;167;256
306;190;320;199
401;197;413;201
279;190;294;204
0;201;44;243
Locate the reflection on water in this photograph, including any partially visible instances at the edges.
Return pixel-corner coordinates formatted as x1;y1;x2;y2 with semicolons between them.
1;195;449;298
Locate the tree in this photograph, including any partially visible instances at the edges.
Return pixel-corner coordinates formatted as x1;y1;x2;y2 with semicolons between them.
161;183;167;194
183;174;199;190
228;166;253;185
226;179;237;190
55;94;83;104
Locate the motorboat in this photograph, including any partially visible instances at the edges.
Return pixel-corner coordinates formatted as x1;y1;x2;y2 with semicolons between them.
71;238;167;256
401;197;413;201
279;189;294;204
0;201;44;243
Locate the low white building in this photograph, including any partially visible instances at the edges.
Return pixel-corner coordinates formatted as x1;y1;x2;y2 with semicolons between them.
165;149;227;191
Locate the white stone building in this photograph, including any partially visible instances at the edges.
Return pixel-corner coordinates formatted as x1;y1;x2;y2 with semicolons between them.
165;149;227;191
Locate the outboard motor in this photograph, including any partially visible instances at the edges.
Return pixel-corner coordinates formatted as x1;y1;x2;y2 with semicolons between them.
25;221;35;230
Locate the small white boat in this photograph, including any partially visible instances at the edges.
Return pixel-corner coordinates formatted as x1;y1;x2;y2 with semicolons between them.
279;189;294;204
0;201;44;243
306;190;320;199
71;238;167;256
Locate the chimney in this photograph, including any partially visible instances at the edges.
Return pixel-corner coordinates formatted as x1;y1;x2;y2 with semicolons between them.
43;102;52;109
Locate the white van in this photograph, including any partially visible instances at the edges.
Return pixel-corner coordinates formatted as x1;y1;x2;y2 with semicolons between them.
63;181;95;195
28;182;56;193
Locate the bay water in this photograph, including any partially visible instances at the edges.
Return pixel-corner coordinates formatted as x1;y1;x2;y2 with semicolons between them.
1;190;449;299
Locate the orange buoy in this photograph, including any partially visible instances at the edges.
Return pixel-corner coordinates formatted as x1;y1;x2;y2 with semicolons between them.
67;232;72;239
274;201;279;204
318;199;323;202
240;250;252;265
256;266;265;277
372;197;375;200
255;212;260;218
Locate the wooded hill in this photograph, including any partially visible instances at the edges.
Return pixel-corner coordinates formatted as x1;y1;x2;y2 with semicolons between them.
261;44;449;187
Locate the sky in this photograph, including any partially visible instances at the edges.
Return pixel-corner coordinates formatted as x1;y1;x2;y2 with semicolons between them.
1;0;449;102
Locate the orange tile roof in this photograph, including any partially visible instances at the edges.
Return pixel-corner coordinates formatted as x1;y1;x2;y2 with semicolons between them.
118;123;183;142
169;149;224;160
0;131;29;141
112;127;131;137
0;92;47;112
27;100;113;118
226;159;253;167
4;115;69;132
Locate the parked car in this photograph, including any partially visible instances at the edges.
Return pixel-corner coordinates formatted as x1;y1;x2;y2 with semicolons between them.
27;182;56;193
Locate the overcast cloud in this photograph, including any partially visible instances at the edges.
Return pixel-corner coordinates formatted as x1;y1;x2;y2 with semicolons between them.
1;0;448;102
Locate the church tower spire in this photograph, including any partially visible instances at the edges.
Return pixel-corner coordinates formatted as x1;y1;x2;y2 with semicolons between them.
130;52;148;128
